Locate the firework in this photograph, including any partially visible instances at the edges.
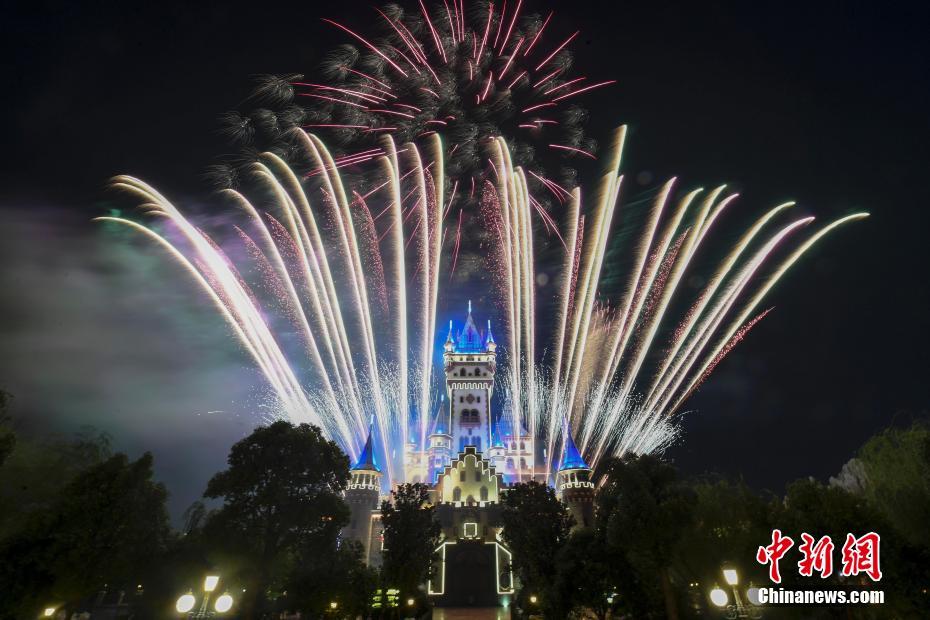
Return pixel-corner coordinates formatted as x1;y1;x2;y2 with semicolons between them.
226;1;609;206
101;127;866;485
99;131;448;485
483;127;868;479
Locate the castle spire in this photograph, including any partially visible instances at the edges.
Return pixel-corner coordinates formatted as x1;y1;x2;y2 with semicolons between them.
558;429;590;471
352;425;380;472
456;299;483;353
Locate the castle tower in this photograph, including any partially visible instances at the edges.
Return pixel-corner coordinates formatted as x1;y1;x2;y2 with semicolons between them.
342;428;383;564
487;418;507;473
555;431;595;529
443;301;496;456
426;395;453;483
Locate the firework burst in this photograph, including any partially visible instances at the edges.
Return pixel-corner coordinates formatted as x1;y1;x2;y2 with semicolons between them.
101;126;866;486
225;2;610;206
483;128;868;478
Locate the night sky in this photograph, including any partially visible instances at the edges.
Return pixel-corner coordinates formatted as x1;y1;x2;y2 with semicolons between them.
2;0;929;521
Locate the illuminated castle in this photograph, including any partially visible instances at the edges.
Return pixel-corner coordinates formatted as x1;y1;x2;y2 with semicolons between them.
342;302;594;607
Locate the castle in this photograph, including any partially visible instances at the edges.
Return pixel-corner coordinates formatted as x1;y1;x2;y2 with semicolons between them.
342;303;595;607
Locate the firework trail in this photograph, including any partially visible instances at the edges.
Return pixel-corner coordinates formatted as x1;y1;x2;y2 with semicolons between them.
483;127;868;479
103;127;865;487
98;131;446;485
222;1;609;210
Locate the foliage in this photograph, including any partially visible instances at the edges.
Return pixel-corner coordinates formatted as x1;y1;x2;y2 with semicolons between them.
202;421;350;614
380;482;440;599
284;539;377;617
0;423;111;540
596;454;695;620
774;478;929;618
856;421;930;549
0;390;14;468
500;480;574;617
676;479;774;594
0;452;170;619
552;528;627;620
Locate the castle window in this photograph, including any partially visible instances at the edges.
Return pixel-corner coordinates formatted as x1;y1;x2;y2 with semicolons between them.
460;409;479;427
480;486;488;501
477;396;480;403
460;396;463;403
506;459;514;469
459;470;466;482
459;368;466;376
453;487;461;502
463;522;478;538
466;495;475;506
475;470;481;482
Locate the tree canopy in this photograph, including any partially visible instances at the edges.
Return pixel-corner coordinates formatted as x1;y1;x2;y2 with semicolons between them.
856;422;930;548
202;420;351;614
501;480;574;616
0;452;170;619
0;424;111;540
380;482;440;601
596;454;695;620
0;390;14;468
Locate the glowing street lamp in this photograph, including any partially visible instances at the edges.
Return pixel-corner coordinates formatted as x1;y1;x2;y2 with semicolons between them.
203;575;220;593
529;594;538;605
176;575;234;617
43;608;56;618
175;593;197;613
723;568;739;586
709;565;763;618
214;594;234;613
709;586;729;607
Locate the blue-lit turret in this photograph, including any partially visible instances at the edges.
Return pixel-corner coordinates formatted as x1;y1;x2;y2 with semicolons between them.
343;426;383;565
444;301;495;458
455;300;486;353
555;430;595;529
558;430;589;472
485;319;497;353
352;427;380;472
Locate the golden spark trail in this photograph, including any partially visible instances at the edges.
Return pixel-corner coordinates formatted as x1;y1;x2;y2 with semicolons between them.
105;126;864;486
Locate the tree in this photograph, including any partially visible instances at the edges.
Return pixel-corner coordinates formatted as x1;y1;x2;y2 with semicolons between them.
284;539;376;617
0;452;170;619
202;421;351;615
776;477;929;618
0;425;111;539
501;481;574;617
855;422;930;549
0;390;14;468
676;478;774;597
596;455;695;620
380;482;440;602
552;528;624;620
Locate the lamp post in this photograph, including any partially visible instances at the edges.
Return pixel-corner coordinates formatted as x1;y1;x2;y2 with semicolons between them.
708;566;762;619
175;575;235;618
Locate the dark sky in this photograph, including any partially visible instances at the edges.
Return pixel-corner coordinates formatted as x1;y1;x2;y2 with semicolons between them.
2;0;929;521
